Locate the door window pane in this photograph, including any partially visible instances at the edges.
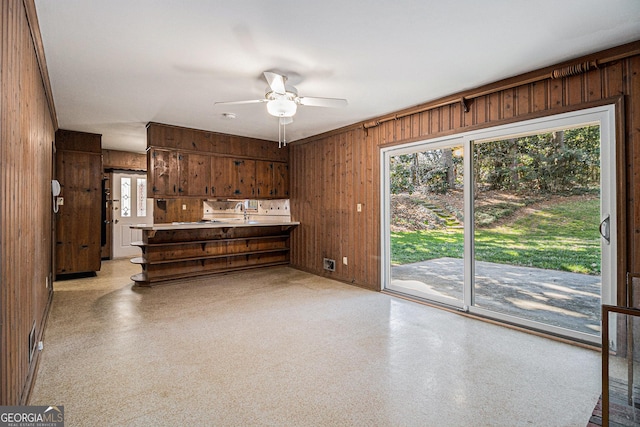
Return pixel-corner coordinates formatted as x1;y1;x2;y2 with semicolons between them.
137;178;147;217
472;125;601;335
388;145;465;306
121;177;131;217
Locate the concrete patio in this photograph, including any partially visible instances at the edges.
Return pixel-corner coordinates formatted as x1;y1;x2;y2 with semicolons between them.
391;257;601;335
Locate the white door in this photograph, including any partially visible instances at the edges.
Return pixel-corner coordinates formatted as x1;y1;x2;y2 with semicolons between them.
112;172;151;258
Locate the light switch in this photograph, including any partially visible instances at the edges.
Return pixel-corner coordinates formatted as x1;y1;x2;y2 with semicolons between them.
357;203;362;212
182;204;187;210
343;256;348;265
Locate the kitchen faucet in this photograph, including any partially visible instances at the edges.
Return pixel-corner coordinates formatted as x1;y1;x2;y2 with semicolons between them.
234;201;248;221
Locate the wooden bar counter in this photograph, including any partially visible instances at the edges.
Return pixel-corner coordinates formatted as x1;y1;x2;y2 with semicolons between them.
129;220;299;286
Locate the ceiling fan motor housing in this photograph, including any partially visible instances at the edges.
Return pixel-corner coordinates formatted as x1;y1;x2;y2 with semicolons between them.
267;97;297;117
266;86;299;117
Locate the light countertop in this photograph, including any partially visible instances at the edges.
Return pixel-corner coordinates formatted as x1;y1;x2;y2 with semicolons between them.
130;219;299;231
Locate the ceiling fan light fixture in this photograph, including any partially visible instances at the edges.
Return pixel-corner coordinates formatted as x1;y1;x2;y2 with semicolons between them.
267;98;297;117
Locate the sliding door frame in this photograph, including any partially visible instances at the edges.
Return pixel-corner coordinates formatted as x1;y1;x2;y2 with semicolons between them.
381;103;619;344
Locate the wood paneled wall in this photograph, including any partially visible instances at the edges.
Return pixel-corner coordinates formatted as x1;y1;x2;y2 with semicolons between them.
1;0;56;405
152;198;204;223
290;128;379;288
290;41;640;299
102;149;146;171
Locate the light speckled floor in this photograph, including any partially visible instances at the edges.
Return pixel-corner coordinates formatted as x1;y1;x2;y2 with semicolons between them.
30;259;601;426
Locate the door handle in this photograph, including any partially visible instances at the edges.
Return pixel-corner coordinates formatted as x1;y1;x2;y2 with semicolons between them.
599;215;610;244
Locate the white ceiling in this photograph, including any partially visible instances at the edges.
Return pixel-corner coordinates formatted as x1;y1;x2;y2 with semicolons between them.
34;0;640;153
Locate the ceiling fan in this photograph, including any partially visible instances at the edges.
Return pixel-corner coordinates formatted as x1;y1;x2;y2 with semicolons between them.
215;71;348;147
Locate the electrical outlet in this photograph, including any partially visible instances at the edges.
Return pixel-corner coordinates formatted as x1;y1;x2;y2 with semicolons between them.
343;257;348;265
182;204;187;210
57;197;64;205
357;203;362;212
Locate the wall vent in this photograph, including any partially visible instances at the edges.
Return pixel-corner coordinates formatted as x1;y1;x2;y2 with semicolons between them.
323;258;336;272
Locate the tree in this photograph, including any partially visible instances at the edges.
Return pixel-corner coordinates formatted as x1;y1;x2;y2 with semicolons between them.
473;125;599;196
442;148;455;189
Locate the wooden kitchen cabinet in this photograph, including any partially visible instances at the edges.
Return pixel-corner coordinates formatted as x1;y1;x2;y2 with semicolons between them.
210;155;234;197
255;160;272;198
232;158;255;197
273;161;289;197
149;148;179;197
184;153;211;197
149;148;288;199
149;149;211;197
256;160;289;198
146;123;289;203
210;156;255;198
55;130;102;275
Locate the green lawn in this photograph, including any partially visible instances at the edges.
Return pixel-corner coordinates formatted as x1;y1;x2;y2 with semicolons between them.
391;198;601;275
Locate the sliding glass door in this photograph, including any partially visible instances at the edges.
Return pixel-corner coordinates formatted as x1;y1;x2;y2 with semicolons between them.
471;125;604;335
381;105;617;343
384;139;465;308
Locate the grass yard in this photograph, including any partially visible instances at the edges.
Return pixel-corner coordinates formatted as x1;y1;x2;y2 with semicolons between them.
391;197;601;275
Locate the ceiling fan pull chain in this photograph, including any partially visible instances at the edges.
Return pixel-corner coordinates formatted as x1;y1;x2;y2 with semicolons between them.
277;117;288;148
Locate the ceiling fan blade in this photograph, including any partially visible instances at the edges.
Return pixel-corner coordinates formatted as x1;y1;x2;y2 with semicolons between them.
297;96;348;108
214;99;266;106
264;71;286;95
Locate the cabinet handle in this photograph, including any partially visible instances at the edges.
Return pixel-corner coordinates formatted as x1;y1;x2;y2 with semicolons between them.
211;186;215;194
173;185;176;193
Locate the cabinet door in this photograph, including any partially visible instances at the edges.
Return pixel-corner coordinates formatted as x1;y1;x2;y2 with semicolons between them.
273;162;289;197
211;156;234;197
233;159;255;197
255;160;273;198
184;153;211;197
55;150;102;274
149;149;179;196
